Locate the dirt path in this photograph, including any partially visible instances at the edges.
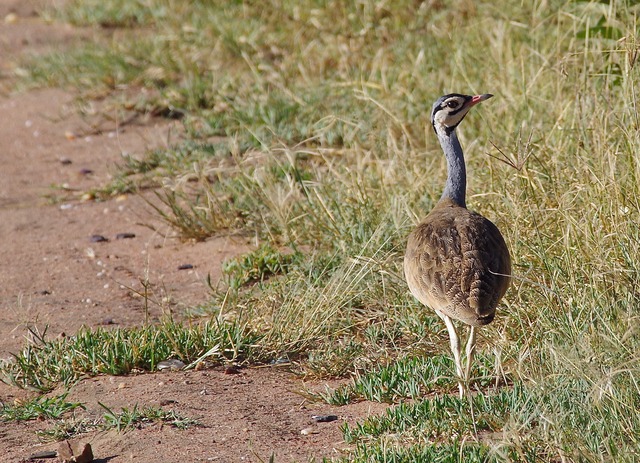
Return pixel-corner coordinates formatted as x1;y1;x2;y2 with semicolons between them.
0;3;385;461
1;0;245;359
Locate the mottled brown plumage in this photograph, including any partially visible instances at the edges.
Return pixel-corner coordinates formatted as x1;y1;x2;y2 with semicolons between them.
404;93;511;396
404;198;511;328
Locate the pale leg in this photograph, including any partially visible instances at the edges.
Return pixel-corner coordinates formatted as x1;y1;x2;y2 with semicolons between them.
437;310;465;398
464;325;476;389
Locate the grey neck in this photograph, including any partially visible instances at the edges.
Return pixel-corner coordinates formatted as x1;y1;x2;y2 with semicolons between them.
437;129;466;208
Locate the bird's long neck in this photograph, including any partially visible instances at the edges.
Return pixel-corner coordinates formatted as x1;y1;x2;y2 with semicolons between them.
437;129;466;208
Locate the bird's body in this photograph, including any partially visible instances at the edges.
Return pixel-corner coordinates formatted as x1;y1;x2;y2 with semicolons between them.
405;198;510;327
404;93;511;396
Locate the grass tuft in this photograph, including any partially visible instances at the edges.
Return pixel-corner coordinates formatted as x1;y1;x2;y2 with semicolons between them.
0;318;259;392
99;402;200;432
0;392;84;422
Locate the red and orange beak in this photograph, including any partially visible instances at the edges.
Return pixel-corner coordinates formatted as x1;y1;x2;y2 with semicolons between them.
468;93;493;107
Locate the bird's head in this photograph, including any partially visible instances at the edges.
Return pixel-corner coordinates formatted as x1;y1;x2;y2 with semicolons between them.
431;93;493;135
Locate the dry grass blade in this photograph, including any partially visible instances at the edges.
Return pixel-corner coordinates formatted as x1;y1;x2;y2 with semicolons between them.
486;129;534;171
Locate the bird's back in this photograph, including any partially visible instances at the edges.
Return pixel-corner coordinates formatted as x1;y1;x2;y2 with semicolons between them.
404;198;511;326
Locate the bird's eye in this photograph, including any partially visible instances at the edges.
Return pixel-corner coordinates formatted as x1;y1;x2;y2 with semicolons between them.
446;100;460;109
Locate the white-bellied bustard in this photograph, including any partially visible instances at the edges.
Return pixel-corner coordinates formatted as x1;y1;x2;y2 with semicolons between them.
404;93;511;397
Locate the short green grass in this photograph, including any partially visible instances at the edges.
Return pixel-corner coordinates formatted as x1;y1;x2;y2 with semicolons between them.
0;318;259;391
0;392;197;442
0;392;84;422
98;402;200;432
5;0;640;460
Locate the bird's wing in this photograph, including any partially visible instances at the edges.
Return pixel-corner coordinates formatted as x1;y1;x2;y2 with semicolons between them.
404;204;511;325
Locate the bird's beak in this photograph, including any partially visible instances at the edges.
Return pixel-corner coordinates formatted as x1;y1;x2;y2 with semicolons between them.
468;93;493;107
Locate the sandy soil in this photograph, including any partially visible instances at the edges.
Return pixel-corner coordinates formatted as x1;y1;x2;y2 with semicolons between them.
0;2;386;461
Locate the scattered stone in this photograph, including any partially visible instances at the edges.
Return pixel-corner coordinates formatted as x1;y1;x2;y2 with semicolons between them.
224;365;241;375
89;235;109;243
195;360;212;371
300;427;318;436
79;168;94;175
4;13;18;24
97;318;116;325
177;263;194;270
60;157;72;165
159;399;178;406
57;440;93;463
158;359;186;371
270;357;289;365
312;414;339;423
115;232;136;239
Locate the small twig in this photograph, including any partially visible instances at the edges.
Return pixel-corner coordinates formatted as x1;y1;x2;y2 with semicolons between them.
486;128;534;171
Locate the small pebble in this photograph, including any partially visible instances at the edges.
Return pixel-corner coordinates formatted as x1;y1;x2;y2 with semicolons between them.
300;427;318;435
60;158;72;165
79;168;94;175
90;235;109;243
224;365;241;375
116;232;136;239
158;359;186;371
270;357;289;365
4;13;18;24
159;399;177;406
177;264;194;270
57;440;93;463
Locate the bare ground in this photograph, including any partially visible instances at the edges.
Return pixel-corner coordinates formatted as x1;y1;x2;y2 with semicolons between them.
0;3;386;461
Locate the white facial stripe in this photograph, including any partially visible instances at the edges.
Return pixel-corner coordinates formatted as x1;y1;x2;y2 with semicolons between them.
433;104;470;129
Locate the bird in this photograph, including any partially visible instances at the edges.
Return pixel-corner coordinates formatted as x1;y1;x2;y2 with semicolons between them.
403;93;511;397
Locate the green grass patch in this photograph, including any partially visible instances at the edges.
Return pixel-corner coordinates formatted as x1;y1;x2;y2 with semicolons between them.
0;392;84;422
318;354;499;405
99;402;200;432
336;376;640;462
222;243;303;289
0;318;259;392
36;417;103;442
42;0;167;27
33;403;199;442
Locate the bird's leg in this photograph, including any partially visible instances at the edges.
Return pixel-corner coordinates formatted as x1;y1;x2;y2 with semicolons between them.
438;311;465;398
464;325;477;390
